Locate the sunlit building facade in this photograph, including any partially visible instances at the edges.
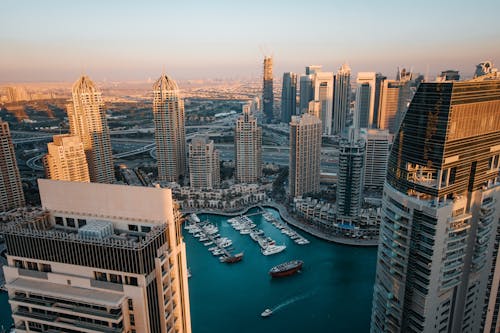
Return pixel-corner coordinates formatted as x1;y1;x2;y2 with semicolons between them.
235;106;262;183
189;136;220;189
263;56;274;122
2;179;192;333
66;75;114;184
44;134;90;182
0;120;24;212
371;80;500;333
153;74;187;183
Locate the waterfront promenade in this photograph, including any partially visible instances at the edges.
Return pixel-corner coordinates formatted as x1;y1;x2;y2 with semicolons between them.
182;202;378;247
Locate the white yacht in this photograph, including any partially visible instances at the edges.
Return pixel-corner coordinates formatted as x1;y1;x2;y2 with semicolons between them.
262;244;286;256
261;308;273;317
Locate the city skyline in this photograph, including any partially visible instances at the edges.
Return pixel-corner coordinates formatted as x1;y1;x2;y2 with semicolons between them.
1;0;499;82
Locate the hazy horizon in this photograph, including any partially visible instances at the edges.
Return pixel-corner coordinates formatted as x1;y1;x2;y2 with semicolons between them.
2;0;499;82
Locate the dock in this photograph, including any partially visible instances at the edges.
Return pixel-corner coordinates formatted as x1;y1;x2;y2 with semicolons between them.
261;211;310;245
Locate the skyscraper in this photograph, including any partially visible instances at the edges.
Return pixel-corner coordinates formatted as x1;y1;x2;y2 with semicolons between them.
354;72;385;130
153;73;187;183
377;80;402;134
289;113;322;197
333;63;351;136
189;136;220;189
361;129;390;192
66;75;114;184
336;130;365;219
281;72;297;123
371;80;500;333
313;72;334;135
2;179;192;333
299;74;314;114
44;134;90;182
0;119;24;212
235;105;262;183
262;56;274;123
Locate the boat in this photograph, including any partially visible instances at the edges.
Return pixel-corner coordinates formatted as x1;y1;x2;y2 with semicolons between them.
261;245;286;256
222;252;244;263
203;241;213;246
261;308;273;317
240;228;252;235
190;213;201;223
269;260;303;278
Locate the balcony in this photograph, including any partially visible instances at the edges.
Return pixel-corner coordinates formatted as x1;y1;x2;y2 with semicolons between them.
442;260;463;273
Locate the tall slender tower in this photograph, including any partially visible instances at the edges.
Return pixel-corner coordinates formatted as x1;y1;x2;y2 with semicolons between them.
361;129;390;192
354;72;385;130
153;74;187;183
2;179;192;333
333;63;351;136
281;72;297;123
67;75;114;183
289;113;322;197
44;134;90;182
235;105;262;183
299;74;314;114
189;136;220;189
263;56;274;123
371;80;500;333
0;120;24;211
313;72;334;135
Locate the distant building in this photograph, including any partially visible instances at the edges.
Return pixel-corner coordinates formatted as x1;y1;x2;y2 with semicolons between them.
153;73;187;183
337;129;365;219
437;69;460;81
354;72;385;130
313;72;334;135
44;134;90;182
306;65;322;75
289;114;322;197
235;106;262;183
0;120;25;212
262;56;274;122
189;136;220;189
307;100;321;118
66;75;114;183
281;72;297;123
2;179;192;333
474;60;498;78
333;63;351;136
361;129;390;191
371;80;500;333
299;74;314;114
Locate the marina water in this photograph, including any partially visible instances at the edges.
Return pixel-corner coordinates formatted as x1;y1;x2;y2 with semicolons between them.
0;207;377;332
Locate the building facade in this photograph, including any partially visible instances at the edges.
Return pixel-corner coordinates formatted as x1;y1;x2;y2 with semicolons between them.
262;56;274;123
289;114;322;197
361;129;391;192
333;63;351;136
66;75;114;184
337;134;365;219
235;106;262;183
371;80;500;333
355;72;385;130
281;72;297;123
188;136;220;189
2;179;191;333
313;72;334;135
0;120;25;212
44;134;90;182
153;74;187;183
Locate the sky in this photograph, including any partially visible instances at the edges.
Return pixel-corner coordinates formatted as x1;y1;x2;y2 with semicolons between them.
1;0;500;82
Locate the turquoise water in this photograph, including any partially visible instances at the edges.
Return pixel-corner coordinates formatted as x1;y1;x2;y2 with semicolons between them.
0;207;378;332
187;208;377;333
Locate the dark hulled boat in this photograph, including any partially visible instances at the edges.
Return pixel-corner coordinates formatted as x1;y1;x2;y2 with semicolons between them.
269;260;303;277
222;252;244;263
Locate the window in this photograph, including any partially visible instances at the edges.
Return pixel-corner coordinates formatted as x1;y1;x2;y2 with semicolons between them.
40;264;51;273
14;259;24;269
126;276;138;286
66;218;76;228
95;271;107;282
78;219;87;227
129;314;135;326
55;216;63;225
109;274;122;284
141;226;151;233
128;224;138;232
128;299;134;310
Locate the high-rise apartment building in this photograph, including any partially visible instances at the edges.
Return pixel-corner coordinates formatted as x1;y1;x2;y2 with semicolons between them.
299;74;314;114
281;72;297;123
153;74;187;183
333;63;351;136
235;106;262;183
289;114;322;197
336;131;365;219
361;129;390;191
371;80;500;333
43;134;90;182
0;120;24;212
189;136;220;189
313;72;334;135
262;56;274;123
355;72;385;130
66;75;114;184
2;179;192;333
